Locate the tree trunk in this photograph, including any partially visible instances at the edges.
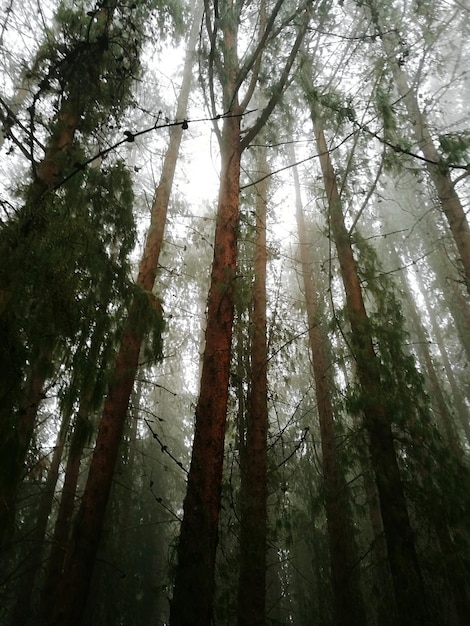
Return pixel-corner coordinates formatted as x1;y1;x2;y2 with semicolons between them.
311;108;429;625
0;350;50;548
45;6;203;624
38;403;92;621
290;144;366;626
170;3;310;622
237;146;268;626
169;109;242;626
9;415;69;626
416;271;470;447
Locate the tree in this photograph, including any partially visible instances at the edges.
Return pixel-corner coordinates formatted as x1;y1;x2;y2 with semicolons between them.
45;3;202;624
170;2;311;623
288;139;366;625
0;0;141;548
306;92;429;623
237;144;269;626
365;0;470;293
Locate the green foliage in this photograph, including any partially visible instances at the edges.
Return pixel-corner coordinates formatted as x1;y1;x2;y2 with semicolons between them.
304;85;356;128
375;87;396;134
347;232;431;429
131;287;165;363
438;132;470;166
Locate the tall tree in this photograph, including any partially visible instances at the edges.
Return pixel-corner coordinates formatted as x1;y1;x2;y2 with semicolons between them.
306;89;429;623
290;141;366;626
170;1;311;623
46;3;202;624
237;144;269;626
0;0;141;547
366;0;470;292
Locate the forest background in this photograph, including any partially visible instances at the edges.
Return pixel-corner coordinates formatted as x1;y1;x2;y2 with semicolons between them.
1;0;470;625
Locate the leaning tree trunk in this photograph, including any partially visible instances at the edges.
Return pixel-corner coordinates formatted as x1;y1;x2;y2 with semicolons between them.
237;145;269;626
311;105;429;625
46;6;203;625
290;143;366;626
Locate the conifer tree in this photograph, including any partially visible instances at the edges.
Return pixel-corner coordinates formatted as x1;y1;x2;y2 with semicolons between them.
289;139;366;626
365;0;470;292
46;3;201;624
170;2;311;622
306;91;429;623
237;144;269;626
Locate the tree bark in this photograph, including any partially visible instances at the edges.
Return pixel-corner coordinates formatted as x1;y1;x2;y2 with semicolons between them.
170;109;242;626
237;145;268;626
169;4;310;622
311;107;429;625
290;143;366;626
45;5;203;624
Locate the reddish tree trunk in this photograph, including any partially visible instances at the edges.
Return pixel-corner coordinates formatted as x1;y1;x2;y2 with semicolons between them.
312;111;429;625
237;146;268;626
170;112;241;626
290;145;366;626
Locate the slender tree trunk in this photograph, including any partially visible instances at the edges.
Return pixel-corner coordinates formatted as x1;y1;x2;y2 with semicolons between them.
416;272;470;447
391;254;463;453
45;6;203;625
290;144;366;625
170;4;310;622
311;107;429;624
368;0;470;292
237;146;268;626
0;350;50;548
170;109;242;626
9;414;69;626
38;403;92;620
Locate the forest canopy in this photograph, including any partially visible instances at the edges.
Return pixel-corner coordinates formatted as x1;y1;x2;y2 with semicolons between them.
1;1;470;625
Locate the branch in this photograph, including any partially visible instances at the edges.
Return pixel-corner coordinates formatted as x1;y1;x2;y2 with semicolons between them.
54;109;253;192
144;418;188;474
240;1;312;150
